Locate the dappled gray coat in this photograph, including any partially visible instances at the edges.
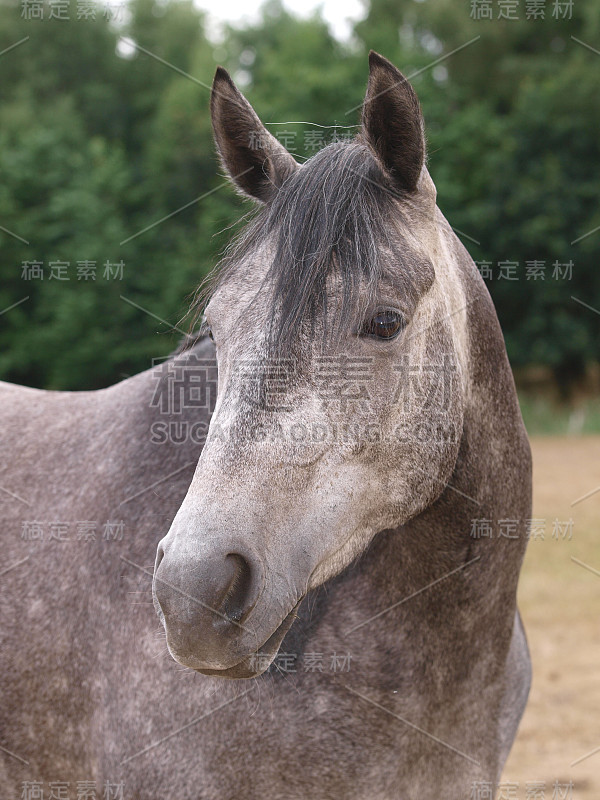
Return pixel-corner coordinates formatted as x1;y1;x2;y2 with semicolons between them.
1;53;531;799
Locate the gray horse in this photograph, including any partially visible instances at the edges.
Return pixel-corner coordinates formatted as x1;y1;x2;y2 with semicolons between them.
1;53;531;799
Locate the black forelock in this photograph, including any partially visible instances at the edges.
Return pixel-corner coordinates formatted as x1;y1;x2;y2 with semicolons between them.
194;139;426;353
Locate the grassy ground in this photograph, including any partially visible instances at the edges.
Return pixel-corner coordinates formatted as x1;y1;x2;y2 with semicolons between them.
518;396;600;436
501;435;600;798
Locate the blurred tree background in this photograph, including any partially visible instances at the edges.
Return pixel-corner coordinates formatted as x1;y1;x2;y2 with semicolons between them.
0;0;597;425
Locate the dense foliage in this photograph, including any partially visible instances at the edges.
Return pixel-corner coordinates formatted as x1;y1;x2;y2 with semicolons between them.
0;0;597;389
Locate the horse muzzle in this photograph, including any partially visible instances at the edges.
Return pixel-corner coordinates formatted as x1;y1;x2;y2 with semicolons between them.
152;534;301;677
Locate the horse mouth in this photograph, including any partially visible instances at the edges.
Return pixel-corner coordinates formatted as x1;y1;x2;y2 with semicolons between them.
194;599;302;679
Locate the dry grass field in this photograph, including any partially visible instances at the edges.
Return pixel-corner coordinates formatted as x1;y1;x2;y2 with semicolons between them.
501;436;600;798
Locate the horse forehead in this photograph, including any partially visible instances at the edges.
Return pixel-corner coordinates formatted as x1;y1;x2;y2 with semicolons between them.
209;250;271;313
214;239;436;323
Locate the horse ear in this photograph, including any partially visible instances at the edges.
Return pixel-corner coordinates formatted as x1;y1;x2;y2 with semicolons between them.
210;67;298;203
361;51;425;194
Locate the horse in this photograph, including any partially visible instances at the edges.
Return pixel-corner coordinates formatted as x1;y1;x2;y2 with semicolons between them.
1;52;531;799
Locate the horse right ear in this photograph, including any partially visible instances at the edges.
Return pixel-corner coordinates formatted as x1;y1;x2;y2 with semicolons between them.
361;52;425;194
210;67;298;203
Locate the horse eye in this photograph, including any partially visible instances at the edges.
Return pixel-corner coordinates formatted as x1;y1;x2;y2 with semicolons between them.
201;318;214;342
362;309;405;340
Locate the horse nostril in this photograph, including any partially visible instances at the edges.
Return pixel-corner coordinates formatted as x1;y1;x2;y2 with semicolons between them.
154;544;263;656
219;553;253;623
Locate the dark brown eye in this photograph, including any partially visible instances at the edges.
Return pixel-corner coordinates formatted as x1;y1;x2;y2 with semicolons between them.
201;317;214;342
362;309;405;340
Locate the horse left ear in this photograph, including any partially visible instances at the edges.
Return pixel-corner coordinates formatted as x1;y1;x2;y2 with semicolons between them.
361;51;425;194
211;67;298;203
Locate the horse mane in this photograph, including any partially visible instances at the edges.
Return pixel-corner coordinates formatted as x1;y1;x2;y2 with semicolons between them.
192;139;425;353
170;330;212;357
